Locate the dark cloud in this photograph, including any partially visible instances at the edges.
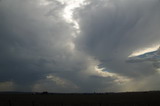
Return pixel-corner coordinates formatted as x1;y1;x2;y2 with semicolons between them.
75;0;160;77
0;0;77;91
0;0;160;92
0;0;117;92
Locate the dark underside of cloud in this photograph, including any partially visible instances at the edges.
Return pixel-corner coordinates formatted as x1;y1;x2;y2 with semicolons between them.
75;0;160;76
0;0;160;92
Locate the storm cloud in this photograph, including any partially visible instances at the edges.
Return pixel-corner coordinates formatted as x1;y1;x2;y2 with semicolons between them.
0;0;79;91
75;0;160;76
0;0;160;92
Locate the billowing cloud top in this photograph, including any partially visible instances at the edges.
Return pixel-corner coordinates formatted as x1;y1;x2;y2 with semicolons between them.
0;0;160;92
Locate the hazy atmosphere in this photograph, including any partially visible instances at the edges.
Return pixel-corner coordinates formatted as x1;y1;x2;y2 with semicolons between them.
0;0;160;92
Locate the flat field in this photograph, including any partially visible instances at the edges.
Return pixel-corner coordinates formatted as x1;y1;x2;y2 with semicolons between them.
0;91;160;106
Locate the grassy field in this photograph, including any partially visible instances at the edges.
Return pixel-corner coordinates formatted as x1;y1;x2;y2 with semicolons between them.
0;91;160;106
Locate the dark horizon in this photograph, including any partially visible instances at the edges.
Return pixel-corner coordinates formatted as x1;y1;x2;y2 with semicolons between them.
1;90;160;94
1;91;160;106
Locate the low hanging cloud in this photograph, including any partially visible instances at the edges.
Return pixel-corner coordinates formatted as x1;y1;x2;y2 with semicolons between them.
0;0;160;92
75;0;160;77
0;0;80;91
74;0;160;91
0;0;121;92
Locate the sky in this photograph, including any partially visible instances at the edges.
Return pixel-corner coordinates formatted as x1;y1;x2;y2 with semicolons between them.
0;0;160;93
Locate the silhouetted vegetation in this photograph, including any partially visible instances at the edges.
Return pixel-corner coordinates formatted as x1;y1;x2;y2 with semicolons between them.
0;91;160;106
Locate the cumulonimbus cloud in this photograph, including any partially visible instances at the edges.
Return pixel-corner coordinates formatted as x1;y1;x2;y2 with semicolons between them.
0;0;160;92
75;0;160;76
74;0;160;91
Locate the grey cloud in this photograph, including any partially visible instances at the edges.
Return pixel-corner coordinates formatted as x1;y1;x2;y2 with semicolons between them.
75;0;160;78
0;0;118;92
0;0;77;91
1;0;160;92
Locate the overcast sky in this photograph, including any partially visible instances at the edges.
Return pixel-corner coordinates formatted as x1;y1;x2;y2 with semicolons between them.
0;0;160;92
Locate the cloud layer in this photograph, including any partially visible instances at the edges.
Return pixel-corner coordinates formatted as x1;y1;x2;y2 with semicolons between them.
0;0;160;92
75;0;160;76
